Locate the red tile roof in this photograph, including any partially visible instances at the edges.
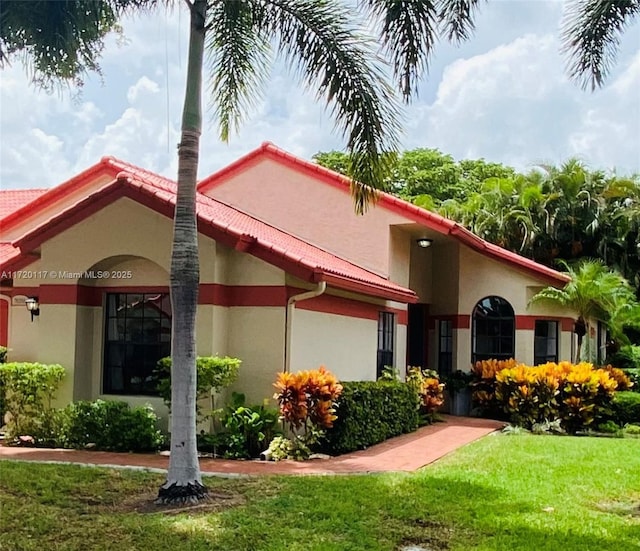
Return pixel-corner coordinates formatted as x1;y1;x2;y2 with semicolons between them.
0;189;48;221
199;142;570;285
5;164;417;303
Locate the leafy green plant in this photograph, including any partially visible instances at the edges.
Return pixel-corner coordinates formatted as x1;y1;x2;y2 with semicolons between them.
622;424;640;436
622;369;640;392
266;434;311;461
321;380;420;455
219;393;280;459
41;400;164;452
609;391;640;426
155;355;240;420
0;346;7;363
0;362;65;439
609;345;640;371
596;420;622;435
443;370;474;394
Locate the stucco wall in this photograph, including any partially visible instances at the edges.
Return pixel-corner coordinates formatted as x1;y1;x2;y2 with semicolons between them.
290;309;377;382
205;158;413;276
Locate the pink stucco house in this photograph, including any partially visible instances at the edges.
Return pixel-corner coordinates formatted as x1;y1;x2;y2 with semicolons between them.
0;143;592;416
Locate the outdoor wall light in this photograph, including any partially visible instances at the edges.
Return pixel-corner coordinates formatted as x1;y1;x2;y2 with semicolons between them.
25;297;40;321
416;238;433;248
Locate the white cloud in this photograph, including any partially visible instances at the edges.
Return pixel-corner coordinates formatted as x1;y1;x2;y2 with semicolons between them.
402;32;639;174
1;1;638;192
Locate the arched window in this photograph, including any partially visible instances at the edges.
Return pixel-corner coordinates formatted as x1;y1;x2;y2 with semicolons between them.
472;296;515;363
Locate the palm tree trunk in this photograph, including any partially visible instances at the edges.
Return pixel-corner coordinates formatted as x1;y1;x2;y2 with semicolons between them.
157;0;207;505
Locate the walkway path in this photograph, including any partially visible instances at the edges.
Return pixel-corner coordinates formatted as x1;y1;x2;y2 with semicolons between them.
0;416;505;476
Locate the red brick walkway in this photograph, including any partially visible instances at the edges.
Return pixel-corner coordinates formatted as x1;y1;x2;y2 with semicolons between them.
0;416;504;476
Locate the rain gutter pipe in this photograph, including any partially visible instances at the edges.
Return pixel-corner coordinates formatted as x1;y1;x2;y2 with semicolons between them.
284;281;327;373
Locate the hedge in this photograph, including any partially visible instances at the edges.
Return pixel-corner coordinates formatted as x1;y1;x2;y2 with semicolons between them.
321;381;419;455
609;392;640;426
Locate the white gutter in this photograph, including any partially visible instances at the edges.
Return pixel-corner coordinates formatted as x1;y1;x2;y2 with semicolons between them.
284;281;327;372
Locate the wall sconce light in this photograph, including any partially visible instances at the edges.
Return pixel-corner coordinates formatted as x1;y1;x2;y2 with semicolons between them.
416;238;433;248
25;297;40;321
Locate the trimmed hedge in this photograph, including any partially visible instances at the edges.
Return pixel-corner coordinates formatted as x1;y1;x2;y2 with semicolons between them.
610;392;640;426
321;381;419;455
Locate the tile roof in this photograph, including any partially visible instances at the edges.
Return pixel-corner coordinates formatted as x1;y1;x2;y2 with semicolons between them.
199;142;570;285
0;189;48;221
5;163;417;302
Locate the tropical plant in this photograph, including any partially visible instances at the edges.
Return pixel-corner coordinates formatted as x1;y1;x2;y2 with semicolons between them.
219;392;280;459
529;260;637;361
155;355;241;420
272;366;342;459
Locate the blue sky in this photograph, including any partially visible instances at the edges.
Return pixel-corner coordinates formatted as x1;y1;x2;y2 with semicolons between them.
1;1;638;191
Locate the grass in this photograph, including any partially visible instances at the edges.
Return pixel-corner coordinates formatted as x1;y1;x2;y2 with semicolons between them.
1;434;639;550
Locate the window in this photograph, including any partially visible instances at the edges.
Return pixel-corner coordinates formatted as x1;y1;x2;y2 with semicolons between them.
534;320;558;365
103;293;171;395
472;296;515;363
438;320;453;377
377;311;395;378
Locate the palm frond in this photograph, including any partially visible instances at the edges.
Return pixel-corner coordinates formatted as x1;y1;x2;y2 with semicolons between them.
561;0;640;90
261;0;401;213
437;0;483;44
361;0;439;100
206;0;271;141
0;0;158;89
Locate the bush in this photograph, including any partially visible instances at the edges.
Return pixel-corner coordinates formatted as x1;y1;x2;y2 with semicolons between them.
609;345;640;370
609;392;640;426
219;393;280;459
321;380;420;455
0;362;65;439
41;400;165;452
0;346;7;363
473;359;628;434
155;355;241;419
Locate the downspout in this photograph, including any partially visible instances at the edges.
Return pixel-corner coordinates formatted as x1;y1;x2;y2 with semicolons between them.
284;281;327;372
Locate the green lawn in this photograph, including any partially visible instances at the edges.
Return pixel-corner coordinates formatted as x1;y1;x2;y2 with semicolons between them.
1;434;639;550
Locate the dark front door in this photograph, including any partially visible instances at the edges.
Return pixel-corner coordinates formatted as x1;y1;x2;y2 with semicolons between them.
407;303;428;369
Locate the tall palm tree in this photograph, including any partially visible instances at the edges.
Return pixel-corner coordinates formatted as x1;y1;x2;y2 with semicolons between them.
1;0;483;504
529;260;635;362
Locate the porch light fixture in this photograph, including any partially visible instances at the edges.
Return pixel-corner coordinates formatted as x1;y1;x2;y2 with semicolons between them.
416;238;433;248
25;297;40;321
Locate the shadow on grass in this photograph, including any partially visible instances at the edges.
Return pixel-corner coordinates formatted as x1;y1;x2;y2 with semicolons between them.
1;462;638;551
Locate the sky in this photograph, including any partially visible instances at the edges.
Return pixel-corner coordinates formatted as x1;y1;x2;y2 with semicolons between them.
1;1;639;191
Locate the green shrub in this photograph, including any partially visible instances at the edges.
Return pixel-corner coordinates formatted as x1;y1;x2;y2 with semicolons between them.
0;346;7;423
36;400;164;452
321;381;420;455
0;346;7;363
622;369;640;392
0;362;65;439
219;393;280;459
609;345;640;370
155;356;241;419
609;392;640;426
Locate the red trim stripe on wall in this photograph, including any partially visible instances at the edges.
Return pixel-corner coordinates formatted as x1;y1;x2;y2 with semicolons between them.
429;314;574;332
5;284;408;324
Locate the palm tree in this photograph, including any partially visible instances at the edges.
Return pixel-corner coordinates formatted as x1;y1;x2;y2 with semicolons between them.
529;260;635;362
1;0;484;504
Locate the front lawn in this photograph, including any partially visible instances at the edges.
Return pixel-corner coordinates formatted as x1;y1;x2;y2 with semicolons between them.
1;434;639;550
